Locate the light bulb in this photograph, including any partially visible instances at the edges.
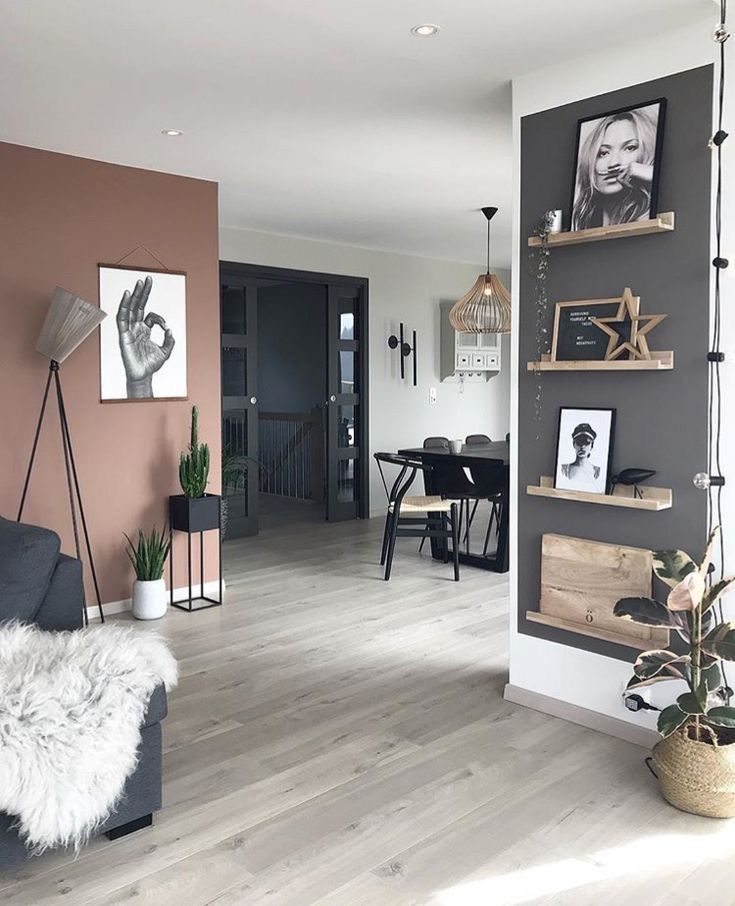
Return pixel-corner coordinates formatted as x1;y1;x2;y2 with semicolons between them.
483;285;492;296
693;472;711;490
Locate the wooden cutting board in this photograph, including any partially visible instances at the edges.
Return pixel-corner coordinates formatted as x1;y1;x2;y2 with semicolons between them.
528;533;669;649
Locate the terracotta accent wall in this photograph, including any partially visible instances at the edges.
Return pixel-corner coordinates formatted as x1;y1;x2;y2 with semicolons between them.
0;142;221;606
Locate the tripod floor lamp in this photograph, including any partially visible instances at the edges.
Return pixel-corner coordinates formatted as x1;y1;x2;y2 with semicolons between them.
17;287;107;625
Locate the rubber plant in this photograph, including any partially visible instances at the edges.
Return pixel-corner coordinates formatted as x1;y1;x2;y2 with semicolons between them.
179;405;210;498
124;526;171;581
614;527;735;743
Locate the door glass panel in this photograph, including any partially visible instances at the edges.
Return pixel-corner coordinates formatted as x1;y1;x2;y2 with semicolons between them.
337;405;356;448
480;333;499;348
338;350;357;394
340;310;355;340
337;458;355;502
222;287;247;335
222;409;249;516
222;347;247;397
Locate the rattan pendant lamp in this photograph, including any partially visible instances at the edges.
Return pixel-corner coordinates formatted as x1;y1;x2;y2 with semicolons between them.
449;206;511;334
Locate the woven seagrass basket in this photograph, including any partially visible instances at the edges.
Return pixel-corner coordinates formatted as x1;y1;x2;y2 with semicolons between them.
653;728;735;818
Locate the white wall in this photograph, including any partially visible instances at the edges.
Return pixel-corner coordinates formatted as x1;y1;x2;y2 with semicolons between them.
509;17;721;734
220;227;511;514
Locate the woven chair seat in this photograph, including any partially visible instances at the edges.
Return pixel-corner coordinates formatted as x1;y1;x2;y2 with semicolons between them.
389;495;452;513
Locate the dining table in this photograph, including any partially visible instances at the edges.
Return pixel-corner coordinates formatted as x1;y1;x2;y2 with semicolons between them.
397;441;510;573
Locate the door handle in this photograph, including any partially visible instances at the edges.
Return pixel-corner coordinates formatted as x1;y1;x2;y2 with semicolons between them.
250;396;258;405
327;395;337;404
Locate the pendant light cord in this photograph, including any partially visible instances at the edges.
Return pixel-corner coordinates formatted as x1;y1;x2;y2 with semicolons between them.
710;0;730;702
710;0;728;580
486;215;491;275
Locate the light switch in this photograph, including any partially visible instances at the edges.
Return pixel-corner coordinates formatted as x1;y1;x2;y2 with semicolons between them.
429;387;437;404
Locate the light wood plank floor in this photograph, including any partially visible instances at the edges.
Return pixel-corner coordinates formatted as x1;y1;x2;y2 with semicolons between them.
3;512;735;905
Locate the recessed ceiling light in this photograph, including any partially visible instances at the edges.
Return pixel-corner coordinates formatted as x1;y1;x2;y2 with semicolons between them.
411;24;440;37
161;129;183;136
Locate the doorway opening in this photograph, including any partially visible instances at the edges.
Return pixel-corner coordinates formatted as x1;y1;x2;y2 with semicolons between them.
220;262;369;540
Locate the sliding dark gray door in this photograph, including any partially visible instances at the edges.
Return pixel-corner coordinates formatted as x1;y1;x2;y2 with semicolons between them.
326;284;364;521
220;271;259;537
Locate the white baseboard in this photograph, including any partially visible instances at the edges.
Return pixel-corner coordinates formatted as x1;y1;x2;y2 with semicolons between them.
85;579;226;622
504;683;659;750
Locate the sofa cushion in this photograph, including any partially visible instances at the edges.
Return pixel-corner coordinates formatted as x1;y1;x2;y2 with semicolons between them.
0;517;61;623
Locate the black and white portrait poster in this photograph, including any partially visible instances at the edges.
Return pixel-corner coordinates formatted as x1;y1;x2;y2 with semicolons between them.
99;265;187;401
554;407;615;495
571;99;666;231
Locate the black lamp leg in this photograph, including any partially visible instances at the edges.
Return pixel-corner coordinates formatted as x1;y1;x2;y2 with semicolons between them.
17;367;54;522
55;370;105;624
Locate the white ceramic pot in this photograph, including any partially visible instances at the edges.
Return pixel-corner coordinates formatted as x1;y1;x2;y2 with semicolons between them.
132;578;167;620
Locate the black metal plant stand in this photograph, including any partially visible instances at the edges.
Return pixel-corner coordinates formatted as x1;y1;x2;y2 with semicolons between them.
169;494;223;612
17;360;105;625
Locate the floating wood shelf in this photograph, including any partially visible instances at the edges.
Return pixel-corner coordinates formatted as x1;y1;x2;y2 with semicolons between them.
527;476;672;511
526;351;673;372
526;611;657;650
527;212;675;248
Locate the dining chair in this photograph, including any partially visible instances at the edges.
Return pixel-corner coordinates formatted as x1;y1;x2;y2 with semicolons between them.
418;436;473;553
468;459;507;557
422;436;449;449
419;436;448;551
463;434;502;552
374;452;459;581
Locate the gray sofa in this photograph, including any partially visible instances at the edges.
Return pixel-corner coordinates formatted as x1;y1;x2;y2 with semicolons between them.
0;516;168;869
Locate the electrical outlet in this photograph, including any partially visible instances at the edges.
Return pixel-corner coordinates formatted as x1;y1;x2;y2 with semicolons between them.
620;681;651;706
429;387;437;404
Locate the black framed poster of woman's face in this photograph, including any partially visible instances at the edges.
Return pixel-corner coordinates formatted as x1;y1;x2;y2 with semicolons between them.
570;99;666;232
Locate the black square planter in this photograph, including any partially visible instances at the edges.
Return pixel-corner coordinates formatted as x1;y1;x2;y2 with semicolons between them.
169;494;221;533
169;493;223;613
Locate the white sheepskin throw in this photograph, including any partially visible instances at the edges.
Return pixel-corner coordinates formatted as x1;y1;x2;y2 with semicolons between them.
0;622;177;853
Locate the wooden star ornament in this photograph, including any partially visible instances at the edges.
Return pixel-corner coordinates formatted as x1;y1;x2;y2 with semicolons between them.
591;287;667;361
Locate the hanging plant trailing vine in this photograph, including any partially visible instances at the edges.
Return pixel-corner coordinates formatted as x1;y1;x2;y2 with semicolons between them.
529;211;555;439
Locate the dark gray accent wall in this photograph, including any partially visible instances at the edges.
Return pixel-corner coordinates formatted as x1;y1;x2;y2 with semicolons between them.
518;65;713;661
258;282;327;413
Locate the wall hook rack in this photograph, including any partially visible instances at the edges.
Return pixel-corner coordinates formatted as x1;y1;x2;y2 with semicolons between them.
388;322;417;386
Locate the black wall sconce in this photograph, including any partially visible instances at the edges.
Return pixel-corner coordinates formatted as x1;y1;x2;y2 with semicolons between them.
388;322;417;386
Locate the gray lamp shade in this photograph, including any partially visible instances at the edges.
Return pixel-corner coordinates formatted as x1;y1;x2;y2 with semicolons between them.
36;287;106;364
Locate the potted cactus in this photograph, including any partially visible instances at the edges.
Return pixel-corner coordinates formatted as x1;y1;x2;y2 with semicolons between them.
125;525;171;620
170;406;220;533
614;527;735;817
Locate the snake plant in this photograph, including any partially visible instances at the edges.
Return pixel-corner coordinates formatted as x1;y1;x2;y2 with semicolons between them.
124;525;171;581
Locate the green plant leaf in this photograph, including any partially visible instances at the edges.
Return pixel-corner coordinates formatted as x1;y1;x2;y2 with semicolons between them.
633;650;689;681
626;673;680;691
699;527;720;579
122;525;170;580
658;704;689;738
666;573;705;612
652;550;697;590
701;622;735;661
677;692;705;715
702;661;722;693
703;578;735;613
613;597;677;628
705;707;735;728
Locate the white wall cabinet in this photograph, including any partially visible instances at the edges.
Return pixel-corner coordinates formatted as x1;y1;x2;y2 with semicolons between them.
439;301;502;382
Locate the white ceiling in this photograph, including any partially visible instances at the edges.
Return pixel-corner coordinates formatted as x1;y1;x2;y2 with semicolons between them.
0;0;713;266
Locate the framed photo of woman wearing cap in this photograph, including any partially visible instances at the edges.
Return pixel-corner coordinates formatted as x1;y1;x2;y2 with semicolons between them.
554;407;616;495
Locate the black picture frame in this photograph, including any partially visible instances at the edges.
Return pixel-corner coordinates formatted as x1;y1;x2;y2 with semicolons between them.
569;98;666;232
553;406;616;496
551;298;622;362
